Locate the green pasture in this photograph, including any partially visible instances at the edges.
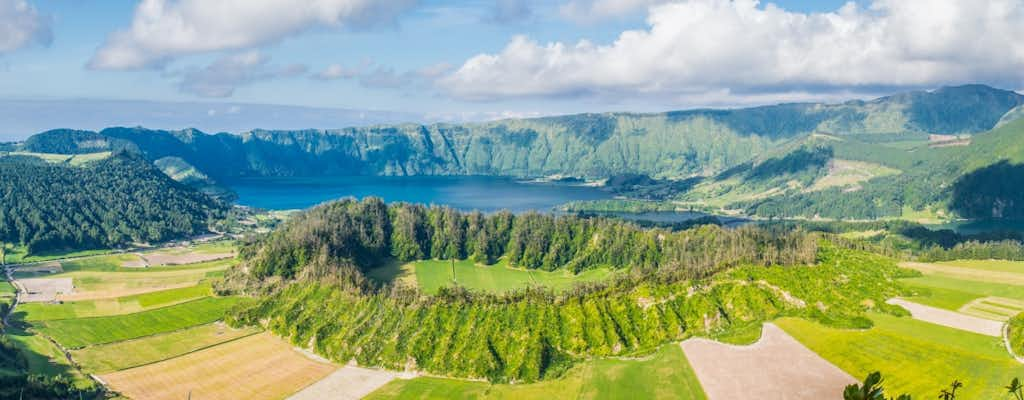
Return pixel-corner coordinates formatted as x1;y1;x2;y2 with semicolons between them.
776;313;1023;399
901;259;1024;311
365;343;706;399
16;283;213;321
400;259;613;294
71;323;261;373
34;296;248;349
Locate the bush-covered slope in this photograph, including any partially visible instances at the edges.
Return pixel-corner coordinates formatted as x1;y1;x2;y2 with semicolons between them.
227;199;910;383
0;153;226;254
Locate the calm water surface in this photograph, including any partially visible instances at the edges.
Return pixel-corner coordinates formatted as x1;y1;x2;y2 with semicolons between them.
228;175;612;213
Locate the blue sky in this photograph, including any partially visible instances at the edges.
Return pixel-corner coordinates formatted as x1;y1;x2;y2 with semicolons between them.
0;0;1022;137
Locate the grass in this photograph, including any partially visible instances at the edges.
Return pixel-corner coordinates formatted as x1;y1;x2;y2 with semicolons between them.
365;343;706;399
18;259;232;301
34;296;249;349
395;259;614;294
71;323;262;373
776;313;1022;399
15;283;213;321
99;333;336;400
3;243;113;264
901;259;1024;311
4;327;95;388
937;259;1024;274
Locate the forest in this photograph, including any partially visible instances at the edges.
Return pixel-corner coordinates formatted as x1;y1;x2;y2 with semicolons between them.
0;153;226;254
239;198;818;282
227;198;911;383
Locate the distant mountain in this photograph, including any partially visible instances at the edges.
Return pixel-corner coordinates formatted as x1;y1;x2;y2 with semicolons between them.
0;98;424;142
14;85;1022;184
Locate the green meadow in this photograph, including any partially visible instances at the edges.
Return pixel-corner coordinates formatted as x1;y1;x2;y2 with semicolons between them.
71;323;261;373
16;283;213;321
776;313;1023;399
365;343;706;400
388;259;614;294
35;296;248;349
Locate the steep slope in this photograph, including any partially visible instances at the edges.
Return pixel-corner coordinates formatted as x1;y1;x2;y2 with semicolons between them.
0;153;226;254
17;85;1021;182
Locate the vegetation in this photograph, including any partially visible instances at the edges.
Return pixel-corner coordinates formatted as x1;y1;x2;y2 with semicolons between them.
365;343;706;399
240;198;818;282
1008;312;1024;358
71;323;261;373
16;283;213;321
227;199;908;383
34;296;247;348
777;313;1021;399
0;153;226;254
401;259;614;294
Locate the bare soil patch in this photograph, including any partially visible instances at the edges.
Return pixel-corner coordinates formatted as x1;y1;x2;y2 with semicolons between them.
887;298;1003;337
680;323;855;400
288;366;398;400
17;277;73;302
100;333;336;400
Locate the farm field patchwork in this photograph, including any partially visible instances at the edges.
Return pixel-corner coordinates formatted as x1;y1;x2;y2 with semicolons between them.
900;259;1024;311
34;296;248;348
288;366;398;400
100;332;336;400
16;283;213;321
72;322;261;373
48;260;231;301
396;259;613;294
776;313;1023;399
364;343;706;399
4;327;94;389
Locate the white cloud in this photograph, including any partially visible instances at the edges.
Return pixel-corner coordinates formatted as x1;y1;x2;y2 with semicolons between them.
174;51;307;97
0;0;51;53
442;0;1024;103
559;0;666;22
89;0;417;70
314;63;362;80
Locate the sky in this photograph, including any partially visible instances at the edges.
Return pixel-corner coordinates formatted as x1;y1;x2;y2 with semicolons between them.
1;0;1023;138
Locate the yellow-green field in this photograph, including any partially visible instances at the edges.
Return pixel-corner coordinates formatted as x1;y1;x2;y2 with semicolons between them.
777;314;1022;399
366;343;706;399
71;323;261;373
369;259;614;294
15;283;213;321
900;260;1024;316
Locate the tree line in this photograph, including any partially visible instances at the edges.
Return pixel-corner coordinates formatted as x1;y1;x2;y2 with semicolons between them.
240;197;819;281
0;153;226;254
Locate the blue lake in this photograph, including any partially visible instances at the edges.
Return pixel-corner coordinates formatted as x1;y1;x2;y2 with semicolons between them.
228;175;613;213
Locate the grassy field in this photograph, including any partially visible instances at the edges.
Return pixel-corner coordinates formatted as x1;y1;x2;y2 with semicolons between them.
72;323;261;373
3;243;113;264
4;327;95;388
901;259;1024;311
34;296;248;348
100;333;336;400
776;313;1022;399
25;258;232;301
365;344;706;399
16;283;213;321
381;259;614;294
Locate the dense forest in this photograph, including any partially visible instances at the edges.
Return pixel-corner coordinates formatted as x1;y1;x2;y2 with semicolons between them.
0;153;226;254
239;198;818;282
227;198;911;383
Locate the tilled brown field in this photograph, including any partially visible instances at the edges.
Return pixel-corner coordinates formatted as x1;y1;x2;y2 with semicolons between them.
681;323;855;400
100;333;336;400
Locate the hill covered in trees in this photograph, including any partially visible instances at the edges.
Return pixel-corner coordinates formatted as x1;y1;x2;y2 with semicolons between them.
226;198;911;383
0;153;226;254
15;85;1020;182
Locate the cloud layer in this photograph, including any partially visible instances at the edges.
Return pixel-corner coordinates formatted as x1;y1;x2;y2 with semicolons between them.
175;51;307;97
89;0;417;70
0;0;50;53
441;0;1024;102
